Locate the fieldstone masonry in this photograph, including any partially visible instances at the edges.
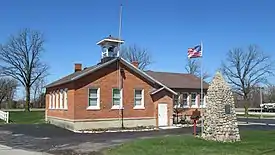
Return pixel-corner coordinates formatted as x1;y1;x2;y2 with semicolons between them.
202;71;241;142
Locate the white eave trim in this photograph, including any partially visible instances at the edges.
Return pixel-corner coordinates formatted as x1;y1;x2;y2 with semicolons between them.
150;87;165;95
96;39;124;45
119;57;177;95
48;57;178;96
72;58;118;81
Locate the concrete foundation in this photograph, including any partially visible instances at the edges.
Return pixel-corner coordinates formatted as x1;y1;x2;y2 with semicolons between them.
47;116;157;131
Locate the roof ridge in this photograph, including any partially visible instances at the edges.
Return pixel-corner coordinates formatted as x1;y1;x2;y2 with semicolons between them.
146;70;191;75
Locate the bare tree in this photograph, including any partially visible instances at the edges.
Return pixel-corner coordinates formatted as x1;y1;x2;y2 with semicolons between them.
0;29;49;111
264;84;275;103
0;78;18;108
185;59;210;80
221;45;274;114
120;45;152;70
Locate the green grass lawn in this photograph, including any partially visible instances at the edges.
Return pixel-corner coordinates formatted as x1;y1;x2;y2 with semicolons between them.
0;111;45;124
104;130;275;155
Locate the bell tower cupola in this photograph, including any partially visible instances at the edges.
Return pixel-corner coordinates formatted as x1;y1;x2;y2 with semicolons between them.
96;35;124;63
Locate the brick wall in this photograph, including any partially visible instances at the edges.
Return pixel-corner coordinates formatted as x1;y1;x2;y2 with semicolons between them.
46;61;167;121
73;62;156;119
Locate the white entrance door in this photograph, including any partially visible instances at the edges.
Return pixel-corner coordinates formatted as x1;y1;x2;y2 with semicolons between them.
158;103;168;126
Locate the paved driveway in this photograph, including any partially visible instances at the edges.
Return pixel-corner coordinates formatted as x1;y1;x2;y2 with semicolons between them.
238;117;275;125
0;124;193;155
0;121;275;155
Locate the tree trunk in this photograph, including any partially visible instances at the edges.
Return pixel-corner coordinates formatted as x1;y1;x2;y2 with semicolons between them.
25;86;31;112
244;101;249;114
243;94;249;123
0;96;5;109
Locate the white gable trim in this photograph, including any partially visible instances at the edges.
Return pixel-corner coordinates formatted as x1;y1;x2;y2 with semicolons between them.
119;57;177;95
48;57;177;95
150;87;165;95
72;58;118;81
96;39;124;45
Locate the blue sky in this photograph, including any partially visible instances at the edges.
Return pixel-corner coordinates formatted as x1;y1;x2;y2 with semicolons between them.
0;0;275;87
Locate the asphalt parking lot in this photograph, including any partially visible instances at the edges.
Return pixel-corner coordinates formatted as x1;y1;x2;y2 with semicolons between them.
0;124;192;154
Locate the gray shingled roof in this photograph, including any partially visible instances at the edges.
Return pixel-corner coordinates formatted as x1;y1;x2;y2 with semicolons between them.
145;71;209;89
46;58;208;91
106;35;123;41
45;65;97;88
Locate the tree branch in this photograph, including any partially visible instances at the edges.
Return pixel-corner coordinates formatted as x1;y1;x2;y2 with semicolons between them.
221;44;275;101
120;44;152;70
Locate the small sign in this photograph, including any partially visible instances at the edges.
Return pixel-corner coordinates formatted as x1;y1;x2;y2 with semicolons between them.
225;105;231;114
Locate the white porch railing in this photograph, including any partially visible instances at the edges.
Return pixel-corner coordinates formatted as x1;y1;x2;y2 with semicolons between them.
0;110;9;123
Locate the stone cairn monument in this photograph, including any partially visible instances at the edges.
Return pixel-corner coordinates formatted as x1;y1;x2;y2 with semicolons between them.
202;71;241;142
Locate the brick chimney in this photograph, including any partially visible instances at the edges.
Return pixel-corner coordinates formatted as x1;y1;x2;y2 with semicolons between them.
74;63;82;72
131;61;139;68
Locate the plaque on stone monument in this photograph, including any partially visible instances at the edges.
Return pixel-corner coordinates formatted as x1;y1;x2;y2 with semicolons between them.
225;104;231;114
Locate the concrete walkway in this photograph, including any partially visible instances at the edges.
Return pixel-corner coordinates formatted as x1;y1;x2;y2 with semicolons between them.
0;144;50;155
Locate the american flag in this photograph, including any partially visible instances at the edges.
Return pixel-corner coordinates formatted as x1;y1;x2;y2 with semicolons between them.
188;44;202;58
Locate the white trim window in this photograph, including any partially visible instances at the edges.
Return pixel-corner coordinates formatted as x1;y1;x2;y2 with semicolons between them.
49;93;52;109
134;89;145;109
59;89;63;109
55;91;59;109
112;88;123;109
191;93;197;107
63;89;68;110
87;88;100;110
52;92;56;109
182;93;189;107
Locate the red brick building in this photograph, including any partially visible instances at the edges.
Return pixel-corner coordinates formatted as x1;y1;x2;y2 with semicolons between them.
45;36;208;131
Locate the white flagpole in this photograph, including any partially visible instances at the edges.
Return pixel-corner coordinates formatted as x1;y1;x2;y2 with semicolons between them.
200;41;204;135
118;3;123;93
117;4;123;57
117;4;124;128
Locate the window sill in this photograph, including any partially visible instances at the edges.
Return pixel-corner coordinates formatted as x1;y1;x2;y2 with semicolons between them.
111;106;123;110
190;105;198;108
199;105;206;108
174;105;189;108
50;108;68;110
133;106;145;110
87;106;100;110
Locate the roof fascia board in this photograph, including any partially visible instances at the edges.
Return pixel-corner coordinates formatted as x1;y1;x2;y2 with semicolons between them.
72;58;118;81
96;39;124;45
119;57;177;95
46;57;178;96
150;87;165;95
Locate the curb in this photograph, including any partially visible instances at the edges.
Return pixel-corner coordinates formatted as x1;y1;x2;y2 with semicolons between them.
238;121;275;126
237;116;275;119
73;128;158;134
